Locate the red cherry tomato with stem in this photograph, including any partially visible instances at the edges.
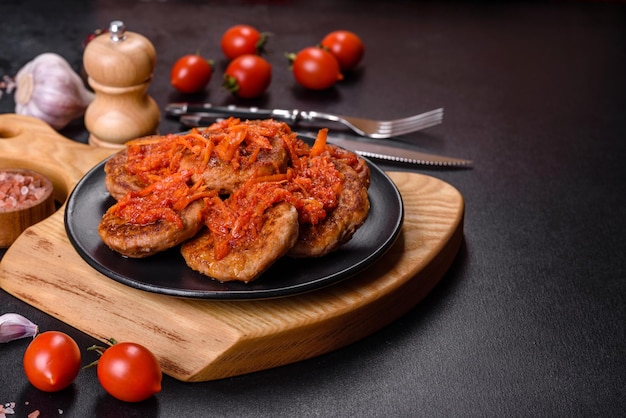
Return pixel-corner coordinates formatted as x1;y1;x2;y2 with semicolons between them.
221;24;269;60
290;46;343;90
23;331;82;392
320;30;365;71
170;54;213;94
223;54;272;99
96;341;162;402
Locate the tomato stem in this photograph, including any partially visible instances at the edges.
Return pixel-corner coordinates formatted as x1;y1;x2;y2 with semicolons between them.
257;32;272;55
83;358;100;369
83;337;118;368
284;52;296;70
222;74;239;94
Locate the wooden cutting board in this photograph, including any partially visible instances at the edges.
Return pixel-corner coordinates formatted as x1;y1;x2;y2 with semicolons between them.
0;114;465;382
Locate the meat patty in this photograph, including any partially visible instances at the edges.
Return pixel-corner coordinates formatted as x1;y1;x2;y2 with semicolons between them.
98;199;205;258
99;118;372;282
199;136;289;194
326;144;371;190
104;148;148;201
181;202;299;282
104;134;290;200
288;160;370;258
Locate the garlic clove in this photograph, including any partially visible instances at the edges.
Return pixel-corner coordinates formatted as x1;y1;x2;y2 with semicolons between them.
0;313;38;343
14;52;94;130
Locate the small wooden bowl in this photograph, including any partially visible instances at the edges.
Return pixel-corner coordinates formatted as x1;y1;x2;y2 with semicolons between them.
0;168;55;248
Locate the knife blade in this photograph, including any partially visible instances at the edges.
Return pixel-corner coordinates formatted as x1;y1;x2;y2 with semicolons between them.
167;102;282;119
297;131;472;167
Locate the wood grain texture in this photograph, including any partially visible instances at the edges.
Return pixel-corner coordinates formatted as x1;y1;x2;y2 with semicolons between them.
0;114;116;201
0;114;464;382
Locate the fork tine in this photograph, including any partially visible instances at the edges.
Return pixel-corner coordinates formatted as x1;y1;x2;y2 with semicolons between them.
386;123;438;137
374;108;443;136
376;113;443;133
387;114;443;134
379;108;443;127
375;109;443;129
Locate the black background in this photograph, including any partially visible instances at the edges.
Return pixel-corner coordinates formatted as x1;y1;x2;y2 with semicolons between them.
1;1;625;417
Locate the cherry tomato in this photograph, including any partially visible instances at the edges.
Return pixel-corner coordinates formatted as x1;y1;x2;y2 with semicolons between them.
320;30;365;71
170;54;213;94
221;24;267;60
223;54;272;99
97;342;162;402
23;331;81;392
290;46;343;90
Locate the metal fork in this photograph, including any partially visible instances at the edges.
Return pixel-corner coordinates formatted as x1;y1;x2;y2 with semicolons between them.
298;108;444;138
167;103;444;139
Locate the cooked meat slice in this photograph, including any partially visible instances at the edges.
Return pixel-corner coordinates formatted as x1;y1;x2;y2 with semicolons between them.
99;119;372;279
181;202;299;282
103;135;206;201
104;147;148;201
199;136;289;194
98;170;210;258
98;199;205;258
326;144;371;189
104;130;290;199
288;160;370;258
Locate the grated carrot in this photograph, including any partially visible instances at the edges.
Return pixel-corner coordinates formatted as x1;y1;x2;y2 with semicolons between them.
309;128;328;157
110;118;348;259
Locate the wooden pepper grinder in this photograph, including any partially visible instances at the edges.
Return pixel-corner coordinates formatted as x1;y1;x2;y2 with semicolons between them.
83;20;160;148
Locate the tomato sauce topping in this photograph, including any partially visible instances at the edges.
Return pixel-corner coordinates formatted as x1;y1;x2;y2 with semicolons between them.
111;171;215;228
112;119;346;259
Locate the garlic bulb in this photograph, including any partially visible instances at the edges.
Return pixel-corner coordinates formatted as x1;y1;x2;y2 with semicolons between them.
0;313;38;343
14;52;94;130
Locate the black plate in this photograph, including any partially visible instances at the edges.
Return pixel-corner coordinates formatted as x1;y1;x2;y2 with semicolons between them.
65;151;403;300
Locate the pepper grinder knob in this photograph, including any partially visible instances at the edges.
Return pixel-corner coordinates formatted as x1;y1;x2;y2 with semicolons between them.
83;20;160;148
109;20;126;41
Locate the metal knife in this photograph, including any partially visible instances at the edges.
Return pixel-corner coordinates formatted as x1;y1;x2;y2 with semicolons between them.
167;102;289;119
296;131;472;167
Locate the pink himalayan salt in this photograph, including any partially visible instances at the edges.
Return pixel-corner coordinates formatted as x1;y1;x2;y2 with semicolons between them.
0;172;49;210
